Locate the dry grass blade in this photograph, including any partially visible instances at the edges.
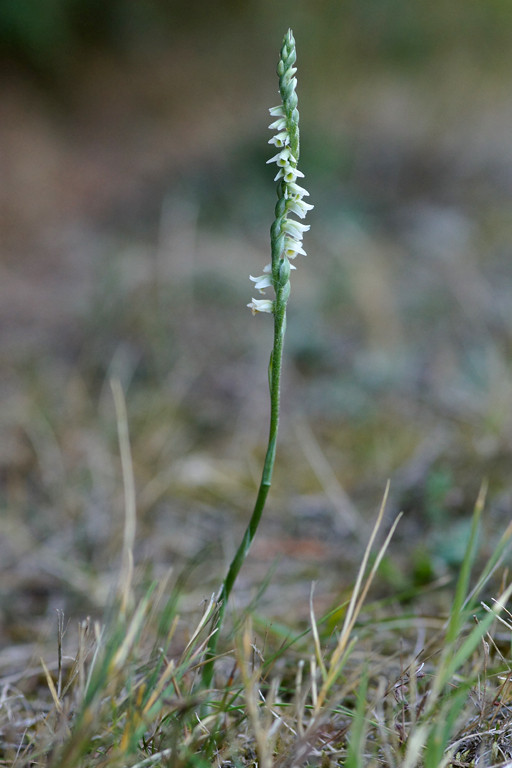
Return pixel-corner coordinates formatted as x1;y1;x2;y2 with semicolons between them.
40;657;62;714
315;481;401;710
180;594;216;662
310;583;327;683
295;416;364;536
111;592;151;671
111;376;137;614
142;659;176;716
340;481;390;643
237;620;274;768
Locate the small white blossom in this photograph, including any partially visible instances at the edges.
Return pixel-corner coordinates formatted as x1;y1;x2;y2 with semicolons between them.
269;105;286;116
286;199;314;219
263;263;272;273
274;165;305;183
266;149;289;167
282;219;310;238
268;131;290;148
285;182;310;199
250;274;273;293
284;238;307;258
247;298;275;315
267;148;297;168
269;117;287;131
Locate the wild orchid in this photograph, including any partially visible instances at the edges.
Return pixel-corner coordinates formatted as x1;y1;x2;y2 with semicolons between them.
202;28;312;690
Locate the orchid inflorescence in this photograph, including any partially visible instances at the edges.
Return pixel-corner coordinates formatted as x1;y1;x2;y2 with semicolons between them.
248;29;313;316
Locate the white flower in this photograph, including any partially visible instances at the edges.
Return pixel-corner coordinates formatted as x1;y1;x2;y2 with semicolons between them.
267;149;289;167
286;199;314;219
282;219;310;238
285;182;310;199
250;274;273;294
269;117;287;131
247;298;275;315
264;67;311;289
267;149;297;168
284;237;307;258
268;131;290;148
274;165;305;183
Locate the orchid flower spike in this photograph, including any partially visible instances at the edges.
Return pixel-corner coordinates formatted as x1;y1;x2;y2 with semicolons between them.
248;28;312;315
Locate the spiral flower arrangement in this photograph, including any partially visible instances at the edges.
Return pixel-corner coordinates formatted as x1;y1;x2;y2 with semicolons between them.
248;29;313;316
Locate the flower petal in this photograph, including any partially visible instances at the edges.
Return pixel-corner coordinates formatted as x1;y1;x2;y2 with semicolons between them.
282;219;310;238
285;182;310;199
247;298;275;315
282;166;305;182
250;274;273;294
268;132;290;148
266;148;292;167
286;199;315;219
268;118;287;131
284;237;307;258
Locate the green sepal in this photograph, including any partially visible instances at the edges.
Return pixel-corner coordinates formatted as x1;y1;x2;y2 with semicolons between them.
275;197;287;218
277;257;291;286
271;233;285;260
270;219;281;241
278;280;291;306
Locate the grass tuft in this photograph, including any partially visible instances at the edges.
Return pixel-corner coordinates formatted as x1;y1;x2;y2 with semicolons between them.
2;483;512;767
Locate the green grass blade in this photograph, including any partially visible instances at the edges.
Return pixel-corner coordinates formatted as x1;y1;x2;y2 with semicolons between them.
445;481;485;647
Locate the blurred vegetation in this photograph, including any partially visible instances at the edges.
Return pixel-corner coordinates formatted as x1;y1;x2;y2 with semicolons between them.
3;0;512;79
1;0;512;659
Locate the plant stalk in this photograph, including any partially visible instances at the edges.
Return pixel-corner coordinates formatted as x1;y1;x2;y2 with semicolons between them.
201;294;287;691
200;28;309;694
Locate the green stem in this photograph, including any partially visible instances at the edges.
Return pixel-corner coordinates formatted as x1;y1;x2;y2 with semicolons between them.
201;292;287;692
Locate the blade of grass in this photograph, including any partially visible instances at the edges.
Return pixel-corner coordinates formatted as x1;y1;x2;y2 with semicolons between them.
111;377;137;615
445;480;485;647
345;668;369;768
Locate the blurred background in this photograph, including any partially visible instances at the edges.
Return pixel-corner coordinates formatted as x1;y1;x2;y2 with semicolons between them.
1;0;512;654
